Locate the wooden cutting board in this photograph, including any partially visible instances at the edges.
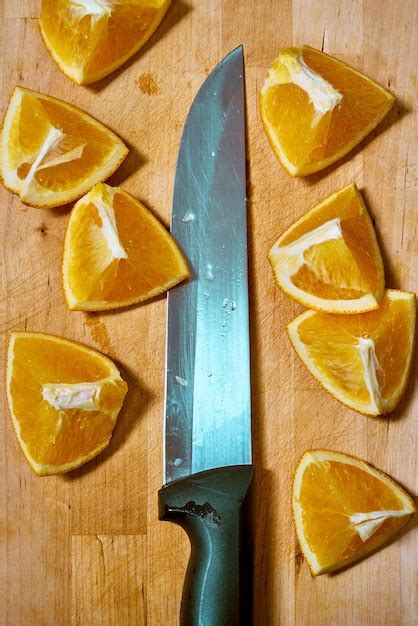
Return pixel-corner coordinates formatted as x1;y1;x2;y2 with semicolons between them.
1;1;417;624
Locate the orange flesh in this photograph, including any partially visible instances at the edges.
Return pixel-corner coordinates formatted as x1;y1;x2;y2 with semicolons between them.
277;185;383;302
41;0;160;79
262;46;393;172
299;460;407;569
66;187;188;306
293;240;370;300
295;295;413;401
12;94;116;191
9;336;126;467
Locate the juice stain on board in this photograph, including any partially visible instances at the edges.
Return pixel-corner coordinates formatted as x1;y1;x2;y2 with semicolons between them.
137;73;160;96
83;314;113;355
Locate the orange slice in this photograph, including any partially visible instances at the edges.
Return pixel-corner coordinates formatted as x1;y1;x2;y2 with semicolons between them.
40;0;172;85
287;290;415;416
7;332;128;476
260;46;394;176
63;182;189;310
293;450;416;575
1;87;128;208
268;183;384;313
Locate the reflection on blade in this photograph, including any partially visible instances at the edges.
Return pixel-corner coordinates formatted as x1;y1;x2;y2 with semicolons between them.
164;46;251;484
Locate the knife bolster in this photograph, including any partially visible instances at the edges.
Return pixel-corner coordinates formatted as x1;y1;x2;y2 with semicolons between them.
158;464;254;626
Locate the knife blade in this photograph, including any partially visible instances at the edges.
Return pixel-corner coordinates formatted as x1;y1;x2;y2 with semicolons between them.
159;47;253;626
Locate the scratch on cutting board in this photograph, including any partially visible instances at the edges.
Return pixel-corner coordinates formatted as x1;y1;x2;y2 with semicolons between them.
2;294;62;334
95;535;107;575
6;265;51;298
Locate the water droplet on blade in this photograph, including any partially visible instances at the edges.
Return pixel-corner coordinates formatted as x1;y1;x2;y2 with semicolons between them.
206;264;214;281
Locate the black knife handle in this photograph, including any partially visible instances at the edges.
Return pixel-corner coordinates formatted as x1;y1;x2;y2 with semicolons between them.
159;465;254;626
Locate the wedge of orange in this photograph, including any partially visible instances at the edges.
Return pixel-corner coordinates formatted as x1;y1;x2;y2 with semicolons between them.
7;332;128;476
260;46;394;176
40;0;172;85
63;182;189;310
287;290;415;416
269;183;384;313
1;87;128;208
293;450;416;575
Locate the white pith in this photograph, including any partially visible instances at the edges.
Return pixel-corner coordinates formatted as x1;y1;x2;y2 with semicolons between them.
271;217;343;276
71;0;113;17
69;0;167;18
350;510;409;542
93;197;128;260
42;382;102;410
37;143;86;170
358;336;385;414
18;128;88;196
20;126;63;194
262;51;342;127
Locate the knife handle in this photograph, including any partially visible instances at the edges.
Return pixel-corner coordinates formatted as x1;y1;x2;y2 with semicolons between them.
159;465;254;626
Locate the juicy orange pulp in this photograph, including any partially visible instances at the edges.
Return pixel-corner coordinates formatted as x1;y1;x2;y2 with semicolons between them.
7;333;127;475
293;450;416;575
16;94;117;191
2;87;128;208
269;184;384;312
40;0;172;84
63;183;189;310
288;290;415;415
260;46;394;176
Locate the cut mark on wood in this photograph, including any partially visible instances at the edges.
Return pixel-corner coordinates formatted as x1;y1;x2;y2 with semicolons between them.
295;550;304;574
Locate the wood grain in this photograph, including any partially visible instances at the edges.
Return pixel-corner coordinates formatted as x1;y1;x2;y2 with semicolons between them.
71;535;147;625
1;1;417;624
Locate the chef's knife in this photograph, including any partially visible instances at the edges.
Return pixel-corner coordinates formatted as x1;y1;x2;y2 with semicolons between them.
159;46;253;626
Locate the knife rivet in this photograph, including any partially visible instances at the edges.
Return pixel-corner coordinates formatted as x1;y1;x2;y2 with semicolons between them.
173;458;182;466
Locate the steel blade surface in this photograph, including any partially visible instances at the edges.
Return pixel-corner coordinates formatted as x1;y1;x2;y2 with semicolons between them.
164;47;251;484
